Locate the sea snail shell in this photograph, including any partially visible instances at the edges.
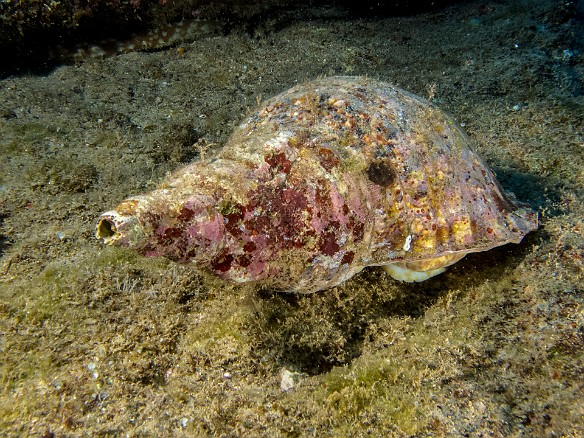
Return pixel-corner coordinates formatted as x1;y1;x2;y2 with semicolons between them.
97;76;538;293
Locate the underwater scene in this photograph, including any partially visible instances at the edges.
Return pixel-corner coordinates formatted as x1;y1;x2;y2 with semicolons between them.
0;0;582;436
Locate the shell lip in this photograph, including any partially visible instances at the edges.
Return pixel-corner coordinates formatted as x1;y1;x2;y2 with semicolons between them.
382;219;540;269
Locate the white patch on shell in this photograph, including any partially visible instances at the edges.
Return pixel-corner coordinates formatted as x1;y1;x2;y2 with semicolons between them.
403;234;412;252
266;131;294;150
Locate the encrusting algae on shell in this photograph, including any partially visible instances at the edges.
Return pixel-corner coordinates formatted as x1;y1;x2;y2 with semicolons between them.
96;76;538;293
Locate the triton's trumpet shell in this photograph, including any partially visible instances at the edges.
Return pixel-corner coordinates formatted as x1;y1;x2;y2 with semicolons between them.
97;76;538;292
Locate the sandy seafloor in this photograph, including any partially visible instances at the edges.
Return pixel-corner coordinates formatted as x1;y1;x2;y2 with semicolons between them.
0;0;583;436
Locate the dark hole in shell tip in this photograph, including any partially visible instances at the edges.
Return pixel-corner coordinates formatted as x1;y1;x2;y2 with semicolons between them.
97;219;116;239
366;160;395;187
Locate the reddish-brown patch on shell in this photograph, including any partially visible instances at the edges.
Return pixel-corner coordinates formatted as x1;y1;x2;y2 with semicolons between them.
265;151;291;174
318;147;340;172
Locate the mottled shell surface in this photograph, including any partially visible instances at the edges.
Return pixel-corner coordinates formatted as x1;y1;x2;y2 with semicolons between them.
97;76;538;292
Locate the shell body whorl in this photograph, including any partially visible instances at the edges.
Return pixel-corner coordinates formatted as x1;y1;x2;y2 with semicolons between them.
97;77;538;292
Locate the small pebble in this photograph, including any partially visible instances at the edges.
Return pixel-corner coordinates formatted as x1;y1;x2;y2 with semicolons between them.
280;369;303;392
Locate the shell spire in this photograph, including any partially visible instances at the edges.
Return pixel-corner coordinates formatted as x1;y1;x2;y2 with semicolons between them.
97;76;538;292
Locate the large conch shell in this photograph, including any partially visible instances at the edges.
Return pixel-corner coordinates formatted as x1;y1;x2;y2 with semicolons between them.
97;76;538;293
